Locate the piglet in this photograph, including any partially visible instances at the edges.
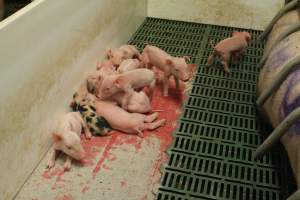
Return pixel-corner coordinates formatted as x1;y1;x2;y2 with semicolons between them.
141;45;191;96
97;68;156;105
96;60;117;75
88;60;118;93
111;91;152;113
117;58;144;73
206;31;251;73
107;45;141;66
86;72;102;95
47;112;91;171
95;100;166;137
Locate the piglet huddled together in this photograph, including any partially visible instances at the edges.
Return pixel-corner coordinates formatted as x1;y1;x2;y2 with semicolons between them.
47;44;192;170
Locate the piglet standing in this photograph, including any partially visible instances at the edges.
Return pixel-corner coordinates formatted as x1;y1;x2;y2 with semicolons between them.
206;31;251;73
107;45;141;66
141;45;191;96
47;112;90;171
95;100;166;137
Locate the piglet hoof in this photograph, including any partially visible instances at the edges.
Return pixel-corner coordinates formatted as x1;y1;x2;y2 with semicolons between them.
137;132;144;138
224;69;230;74
86;136;92;140
160;119;167;126
46;161;55;170
152;109;163;112
63;163;71;171
104;132;113;136
85;134;92;140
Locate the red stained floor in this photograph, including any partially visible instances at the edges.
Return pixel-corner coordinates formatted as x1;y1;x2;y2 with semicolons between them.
38;64;196;200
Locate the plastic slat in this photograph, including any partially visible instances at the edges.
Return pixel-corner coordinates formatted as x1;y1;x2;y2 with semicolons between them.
128;17;296;200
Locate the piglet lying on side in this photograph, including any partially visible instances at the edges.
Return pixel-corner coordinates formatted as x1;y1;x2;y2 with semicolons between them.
206;31;251;73
117;58;144;73
95;100;166;137
97;68;156;105
96;60;117;75
111;91;152;113
141;45;191;96
107;45;140;66
47;112;90;171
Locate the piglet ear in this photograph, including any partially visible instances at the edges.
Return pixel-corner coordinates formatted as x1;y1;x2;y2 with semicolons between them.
114;77;123;88
86;79;94;93
183;56;191;63
166;59;173;65
52;133;62;143
245;32;251;43
106;49;113;58
98;74;103;81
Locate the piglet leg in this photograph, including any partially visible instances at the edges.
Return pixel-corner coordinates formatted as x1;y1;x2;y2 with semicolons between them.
149;79;156;100
84;126;92;139
143;119;166;130
136;119;166;137
221;52;230;73
64;156;72;171
206;51;216;67
163;75;170;96
134;127;144;138
232;51;240;64
144;112;158;122
46;148;57;169
173;74;180;90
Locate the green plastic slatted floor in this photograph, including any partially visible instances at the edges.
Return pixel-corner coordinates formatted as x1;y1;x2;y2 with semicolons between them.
128;17;296;200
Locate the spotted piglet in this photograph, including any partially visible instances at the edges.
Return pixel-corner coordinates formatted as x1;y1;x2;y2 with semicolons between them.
95;100;165;137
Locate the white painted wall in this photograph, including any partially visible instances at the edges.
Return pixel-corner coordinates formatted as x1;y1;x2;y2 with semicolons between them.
148;0;284;30
0;0;146;199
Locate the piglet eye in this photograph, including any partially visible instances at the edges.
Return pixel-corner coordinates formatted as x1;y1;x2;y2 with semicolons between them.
66;146;72;150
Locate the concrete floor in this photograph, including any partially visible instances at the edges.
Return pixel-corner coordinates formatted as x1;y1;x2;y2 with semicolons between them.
15;71;195;200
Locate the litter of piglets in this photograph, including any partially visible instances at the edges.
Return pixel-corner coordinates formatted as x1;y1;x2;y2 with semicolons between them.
47;44;195;170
